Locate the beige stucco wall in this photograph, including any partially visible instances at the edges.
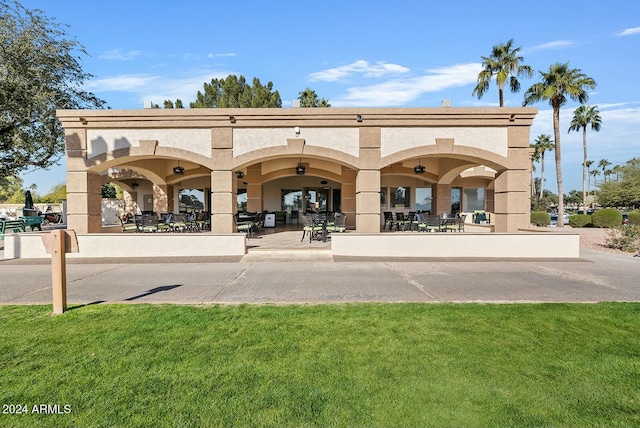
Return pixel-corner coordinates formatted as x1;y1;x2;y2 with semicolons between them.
57;107;537;235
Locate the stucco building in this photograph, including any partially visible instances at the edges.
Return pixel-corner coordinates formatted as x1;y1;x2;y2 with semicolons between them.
57;107;537;234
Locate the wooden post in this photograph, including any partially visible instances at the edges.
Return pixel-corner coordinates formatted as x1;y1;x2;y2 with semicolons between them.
42;230;78;315
51;230;67;315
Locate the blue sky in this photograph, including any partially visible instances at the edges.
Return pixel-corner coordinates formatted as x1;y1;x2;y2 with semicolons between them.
19;0;640;195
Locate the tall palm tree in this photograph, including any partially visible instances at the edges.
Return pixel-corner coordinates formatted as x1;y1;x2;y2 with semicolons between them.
298;88;331;107
598;159;611;182
612;164;623;181
590;169;601;202
585;160;594;193
533;134;554;200
530;143;541;197
568;105;602;211
523;63;597;228
472;39;533;107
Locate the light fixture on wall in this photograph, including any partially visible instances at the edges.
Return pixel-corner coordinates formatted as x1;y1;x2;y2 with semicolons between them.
356;114;362;122
295;158;306;175
295;126;300;136
235;171;244;179
414;158;426;174
131;182;139;188
173;161;185;175
229;116;236;123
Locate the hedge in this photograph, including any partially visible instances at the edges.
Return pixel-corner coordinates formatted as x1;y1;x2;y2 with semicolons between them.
591;209;622;228
627;211;640;225
569;214;592;228
530;211;550;227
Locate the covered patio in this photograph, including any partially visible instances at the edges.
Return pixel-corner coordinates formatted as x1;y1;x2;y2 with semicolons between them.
59;107;537;234
1;106;582;260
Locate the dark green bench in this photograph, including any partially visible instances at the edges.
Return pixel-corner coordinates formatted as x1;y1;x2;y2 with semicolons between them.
0;218;27;239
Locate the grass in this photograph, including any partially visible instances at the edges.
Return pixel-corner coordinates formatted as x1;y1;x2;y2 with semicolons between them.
1;303;639;427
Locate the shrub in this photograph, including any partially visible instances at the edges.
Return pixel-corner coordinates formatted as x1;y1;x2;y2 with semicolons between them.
606;225;640;253
530;211;550;227
627;211;640;225
591;209;622;228
568;214;592;228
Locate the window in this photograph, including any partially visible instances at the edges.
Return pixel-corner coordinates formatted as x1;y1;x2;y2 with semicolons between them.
463;187;485;212
380;188;387;208
451;188;461;214
179;189;205;211
391;186;410;209
237;190;247;212
281;190;302;211
416;187;432;213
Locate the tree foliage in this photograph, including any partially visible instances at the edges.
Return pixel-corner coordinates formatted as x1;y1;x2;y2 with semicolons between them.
101;183;117;198
532;134;554;200
472;39;533;107
568;105;601;209
598;158;640;208
38;183;66;203
523;62;597;227
190;75;282;108
0;175;23;202
0;0;105;180
298;88;331;107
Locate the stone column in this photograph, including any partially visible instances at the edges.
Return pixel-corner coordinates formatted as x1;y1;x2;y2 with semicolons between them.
356;127;381;233
433;183;452;215
491;125;534;232
64;128;102;233
153;184;170;214
341;167;356;229
493;169;530;232
356;170;381;232
246;183;263;213
66;170;102;233
485;188;495;213
211;128;235;233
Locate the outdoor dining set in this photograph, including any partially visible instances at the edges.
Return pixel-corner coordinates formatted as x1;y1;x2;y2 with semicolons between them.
383;211;467;232
120;211;209;233
234;211;347;243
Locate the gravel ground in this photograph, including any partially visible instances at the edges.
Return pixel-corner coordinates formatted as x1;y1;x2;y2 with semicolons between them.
527;225;637;256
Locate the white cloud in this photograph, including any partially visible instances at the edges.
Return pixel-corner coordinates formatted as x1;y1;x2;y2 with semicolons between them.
84;69;236;107
616;27;640;36
99;49;145;61
309;60;410;82
529;104;640;191
331;63;481;107
85;74;158;91
207;53;237;58
526;40;575;53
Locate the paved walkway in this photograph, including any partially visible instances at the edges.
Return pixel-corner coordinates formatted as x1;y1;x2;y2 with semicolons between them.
1;236;639;304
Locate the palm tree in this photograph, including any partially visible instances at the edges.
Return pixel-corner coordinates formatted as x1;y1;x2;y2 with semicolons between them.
298;88;331;107
533;134;554;200
523;63;597;227
585;160;594;193
598;159;611;183
590;169;601;202
568;105;602;211
612;164;623;181
530;143;541;198
472;39;533;107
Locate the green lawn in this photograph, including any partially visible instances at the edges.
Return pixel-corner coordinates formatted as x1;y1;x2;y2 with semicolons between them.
1;303;639;427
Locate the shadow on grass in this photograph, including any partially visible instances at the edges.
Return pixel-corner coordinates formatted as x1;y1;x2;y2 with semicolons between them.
125;285;182;301
67;300;106;311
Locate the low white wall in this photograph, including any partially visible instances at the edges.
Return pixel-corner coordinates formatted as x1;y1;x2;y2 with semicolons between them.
3;233;246;259
331;233;580;259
